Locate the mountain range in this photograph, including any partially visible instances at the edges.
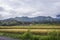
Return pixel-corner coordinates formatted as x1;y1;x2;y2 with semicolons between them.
0;16;60;26
1;16;60;22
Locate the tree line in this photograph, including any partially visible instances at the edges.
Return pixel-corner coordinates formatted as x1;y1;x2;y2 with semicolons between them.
0;20;60;26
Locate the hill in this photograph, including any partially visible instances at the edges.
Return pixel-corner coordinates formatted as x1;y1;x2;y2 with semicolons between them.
0;16;60;26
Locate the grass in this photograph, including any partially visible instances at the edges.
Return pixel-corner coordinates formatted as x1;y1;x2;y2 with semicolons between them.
0;29;60;35
0;30;60;40
0;24;60;40
0;24;60;29
0;24;60;35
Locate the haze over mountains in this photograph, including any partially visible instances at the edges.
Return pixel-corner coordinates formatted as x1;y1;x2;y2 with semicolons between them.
1;15;60;22
0;16;60;26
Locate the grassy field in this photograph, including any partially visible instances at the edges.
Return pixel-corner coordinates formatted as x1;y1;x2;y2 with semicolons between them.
0;24;60;40
0;29;60;34
0;24;60;29
0;24;60;34
0;29;60;40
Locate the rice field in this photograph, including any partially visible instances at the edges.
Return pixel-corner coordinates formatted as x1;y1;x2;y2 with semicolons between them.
0;24;60;29
0;25;60;40
0;29;60;35
0;25;60;34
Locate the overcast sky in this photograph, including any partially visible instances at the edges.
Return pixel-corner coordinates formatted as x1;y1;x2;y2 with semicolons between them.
0;0;60;19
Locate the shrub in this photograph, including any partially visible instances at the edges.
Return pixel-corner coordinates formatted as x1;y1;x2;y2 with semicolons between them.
22;29;33;40
48;31;59;40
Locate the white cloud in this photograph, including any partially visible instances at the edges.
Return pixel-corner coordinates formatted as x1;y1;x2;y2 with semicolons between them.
0;0;60;19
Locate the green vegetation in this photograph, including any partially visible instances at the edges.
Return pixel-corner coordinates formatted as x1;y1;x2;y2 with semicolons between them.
0;25;60;40
0;24;60;29
0;19;60;26
0;29;60;40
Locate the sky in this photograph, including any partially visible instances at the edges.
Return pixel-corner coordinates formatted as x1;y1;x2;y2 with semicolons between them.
0;0;60;19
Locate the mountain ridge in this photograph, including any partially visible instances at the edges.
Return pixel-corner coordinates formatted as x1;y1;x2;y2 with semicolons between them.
0;16;60;26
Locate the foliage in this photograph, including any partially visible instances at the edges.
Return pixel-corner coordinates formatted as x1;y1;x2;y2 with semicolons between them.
22;29;33;40
0;30;60;40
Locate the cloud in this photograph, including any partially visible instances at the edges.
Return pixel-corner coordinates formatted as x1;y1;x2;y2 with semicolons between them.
0;0;60;19
0;7;5;11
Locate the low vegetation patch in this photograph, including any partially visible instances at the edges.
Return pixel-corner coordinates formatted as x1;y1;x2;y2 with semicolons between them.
0;29;60;40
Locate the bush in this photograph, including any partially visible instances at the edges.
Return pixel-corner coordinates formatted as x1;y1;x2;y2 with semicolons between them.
22;29;33;40
33;35;40;40
48;31;60;40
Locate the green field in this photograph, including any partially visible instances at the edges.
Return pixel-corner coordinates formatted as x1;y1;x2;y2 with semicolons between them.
0;25;60;34
0;25;60;40
0;24;60;29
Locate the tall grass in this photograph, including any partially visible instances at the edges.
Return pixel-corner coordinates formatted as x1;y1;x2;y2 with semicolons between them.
0;29;60;40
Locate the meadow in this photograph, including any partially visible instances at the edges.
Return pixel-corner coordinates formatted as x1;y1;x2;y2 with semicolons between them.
0;24;60;40
0;24;60;29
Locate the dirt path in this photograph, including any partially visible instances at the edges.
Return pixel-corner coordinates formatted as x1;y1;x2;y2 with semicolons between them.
0;36;19;40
